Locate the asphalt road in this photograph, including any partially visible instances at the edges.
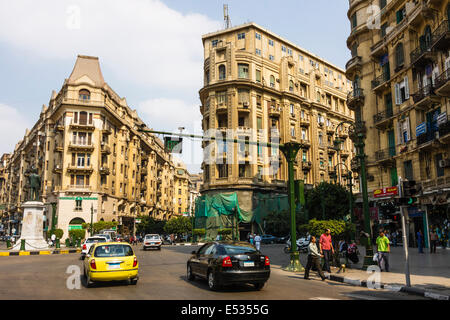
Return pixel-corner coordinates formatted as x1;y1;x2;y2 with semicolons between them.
0;243;428;300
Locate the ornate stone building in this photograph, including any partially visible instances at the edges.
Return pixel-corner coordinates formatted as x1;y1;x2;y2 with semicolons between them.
0;55;181;238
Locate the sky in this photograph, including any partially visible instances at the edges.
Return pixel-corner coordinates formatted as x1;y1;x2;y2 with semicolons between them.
0;0;351;174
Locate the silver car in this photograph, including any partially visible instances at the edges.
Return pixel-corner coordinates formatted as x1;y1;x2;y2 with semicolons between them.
143;234;162;250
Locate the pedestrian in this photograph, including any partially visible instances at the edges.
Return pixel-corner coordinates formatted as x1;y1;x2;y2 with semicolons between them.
319;229;334;273
430;228;438;253
392;230;397;247
417;229;424;253
170;234;174;245
249;233;254;245
254;234;261;251
304;236;326;281
376;230;390;272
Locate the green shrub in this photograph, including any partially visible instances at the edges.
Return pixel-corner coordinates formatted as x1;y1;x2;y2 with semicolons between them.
305;219;355;240
69;229;86;240
193;229;206;236
47;229;64;239
217;228;232;235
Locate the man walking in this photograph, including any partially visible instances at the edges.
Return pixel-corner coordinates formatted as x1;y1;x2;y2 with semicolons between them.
304;236;326;281
254;234;261;251
376;230;390;272
319;229;334;273
417;230;424;253
430;228;438;253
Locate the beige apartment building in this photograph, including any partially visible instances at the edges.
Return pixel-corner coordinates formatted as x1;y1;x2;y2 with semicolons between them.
0;55;181;239
346;0;450;243
173;158;191;216
199;22;357;215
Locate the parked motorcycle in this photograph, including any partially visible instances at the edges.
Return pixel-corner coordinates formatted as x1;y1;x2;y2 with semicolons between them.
284;235;310;253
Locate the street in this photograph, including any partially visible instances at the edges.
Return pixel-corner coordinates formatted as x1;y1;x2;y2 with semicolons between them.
0;243;428;300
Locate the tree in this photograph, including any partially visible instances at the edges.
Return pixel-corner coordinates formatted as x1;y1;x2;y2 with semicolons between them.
163;216;192;237
82;221;118;234
306;182;351;220
305;219;355;241
136;215;166;235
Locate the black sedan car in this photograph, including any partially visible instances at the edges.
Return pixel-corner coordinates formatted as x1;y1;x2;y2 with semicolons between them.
187;241;270;291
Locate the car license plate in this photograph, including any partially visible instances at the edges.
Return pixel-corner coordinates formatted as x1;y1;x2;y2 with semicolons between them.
108;263;121;270
243;261;254;267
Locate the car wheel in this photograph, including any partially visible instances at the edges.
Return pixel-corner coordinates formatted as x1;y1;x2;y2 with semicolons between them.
253;282;265;291
207;271;219;291
187;264;195;281
129;278;138;285
86;272;94;288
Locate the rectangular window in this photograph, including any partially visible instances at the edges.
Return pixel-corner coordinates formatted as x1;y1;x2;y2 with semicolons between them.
269;55;275;61
404;160;413;181
212;39;218;47
257;117;262;130
255;48;261;56
282;45;286;52
268;39;274;46
237;32;245;40
287;48;293;56
351;13;357;29
238;64;249;78
255;32;261;40
436;154;445;177
396;7;406;24
256;69;261;82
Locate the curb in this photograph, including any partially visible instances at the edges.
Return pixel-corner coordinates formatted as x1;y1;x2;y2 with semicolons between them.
0;248;81;256
327;273;450;301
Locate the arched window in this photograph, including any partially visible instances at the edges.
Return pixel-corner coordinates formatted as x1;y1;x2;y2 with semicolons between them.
395;43;404;68
79;89;90;101
270;75;275;88
289;80;294;92
218;65;226;80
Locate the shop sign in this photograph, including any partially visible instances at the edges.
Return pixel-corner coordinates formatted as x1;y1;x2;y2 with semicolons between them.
373;186;398;198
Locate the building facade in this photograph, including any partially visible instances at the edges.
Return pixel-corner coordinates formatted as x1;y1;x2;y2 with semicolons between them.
173;159;191;216
0;55;181;239
199;23;357;220
346;0;450;244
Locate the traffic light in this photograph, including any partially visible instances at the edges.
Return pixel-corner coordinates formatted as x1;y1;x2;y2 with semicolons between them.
396;196;418;206
399;180;421;206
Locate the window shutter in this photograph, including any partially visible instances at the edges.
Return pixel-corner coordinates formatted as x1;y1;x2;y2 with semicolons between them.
395;83;401;105
397;121;403;144
404;76;409;100
406;117;411;141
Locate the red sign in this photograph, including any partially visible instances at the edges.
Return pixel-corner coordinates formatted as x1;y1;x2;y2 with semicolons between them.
373;186;398;198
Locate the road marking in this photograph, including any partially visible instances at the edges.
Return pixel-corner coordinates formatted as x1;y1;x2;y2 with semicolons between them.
343;293;386;300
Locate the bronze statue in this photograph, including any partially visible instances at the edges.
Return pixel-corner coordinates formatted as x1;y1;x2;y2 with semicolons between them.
28;167;41;201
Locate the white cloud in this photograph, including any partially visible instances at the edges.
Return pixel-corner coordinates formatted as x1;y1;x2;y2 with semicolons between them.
0;103;31;155
0;0;221;90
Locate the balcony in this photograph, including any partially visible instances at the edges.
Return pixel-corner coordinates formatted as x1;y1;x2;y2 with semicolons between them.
100;143;111;154
417;129;438;147
55;124;65;132
340;149;350;158
300;139;311;149
237;102;251;111
435;68;450;96
102;127;112;135
54;144;64;152
412;84;440;110
347;88;364;110
345;56;362;80
68;142;94;152
371;71;390;92
373;109;395;130
52;165;62;174
410;42;436;69
268;105;281;117
439;119;450;143
300;116;310;127
327;146;336;154
216;101;228;112
141;167;148;175
375;147;396;165
69;120;95;131
67;165;94;174
301;161;312;171
431;20;450;51
326;125;335;135
99;166;110;175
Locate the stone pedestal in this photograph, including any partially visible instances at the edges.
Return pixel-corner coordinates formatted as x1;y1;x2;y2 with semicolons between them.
11;201;49;251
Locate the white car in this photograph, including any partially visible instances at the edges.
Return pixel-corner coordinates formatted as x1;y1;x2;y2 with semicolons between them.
81;236;107;259
143;234;162;250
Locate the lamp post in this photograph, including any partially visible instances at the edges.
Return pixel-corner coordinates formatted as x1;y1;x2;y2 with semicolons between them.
335;121;374;269
90;203;94;236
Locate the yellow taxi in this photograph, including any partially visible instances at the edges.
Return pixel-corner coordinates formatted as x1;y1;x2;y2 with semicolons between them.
83;242;139;287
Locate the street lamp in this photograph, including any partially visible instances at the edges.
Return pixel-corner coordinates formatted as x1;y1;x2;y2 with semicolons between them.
335;121;374;270
90;203;94;236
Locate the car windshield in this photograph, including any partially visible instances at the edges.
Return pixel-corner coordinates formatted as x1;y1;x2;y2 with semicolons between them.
145;235;159;240
86;238;106;243
94;244;134;257
222;245;257;255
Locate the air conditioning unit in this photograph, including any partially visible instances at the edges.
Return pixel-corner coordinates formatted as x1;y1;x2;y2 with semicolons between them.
439;159;450;168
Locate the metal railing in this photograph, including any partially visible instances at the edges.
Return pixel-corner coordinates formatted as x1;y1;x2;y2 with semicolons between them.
412;83;436;103
375;147;396;161
435;68;450;90
373;109;394;124
371;71;390;89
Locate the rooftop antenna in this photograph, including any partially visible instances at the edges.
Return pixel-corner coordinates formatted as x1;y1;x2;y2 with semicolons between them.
223;4;231;29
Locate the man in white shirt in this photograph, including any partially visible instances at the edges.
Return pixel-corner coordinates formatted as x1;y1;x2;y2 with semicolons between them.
254;234;261;251
304;236;326;281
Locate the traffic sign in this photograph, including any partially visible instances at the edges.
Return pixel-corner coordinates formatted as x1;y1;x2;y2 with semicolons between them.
164;137;183;153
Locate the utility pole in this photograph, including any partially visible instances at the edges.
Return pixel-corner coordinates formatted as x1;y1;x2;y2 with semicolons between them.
398;177;411;287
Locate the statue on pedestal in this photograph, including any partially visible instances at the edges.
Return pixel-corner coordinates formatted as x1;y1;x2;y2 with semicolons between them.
27;167;41;202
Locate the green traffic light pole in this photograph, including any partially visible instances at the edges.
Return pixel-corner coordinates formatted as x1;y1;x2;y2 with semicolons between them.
335;121;374;270
137;128;306;272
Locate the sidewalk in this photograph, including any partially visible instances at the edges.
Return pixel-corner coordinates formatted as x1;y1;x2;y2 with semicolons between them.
328;245;450;299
